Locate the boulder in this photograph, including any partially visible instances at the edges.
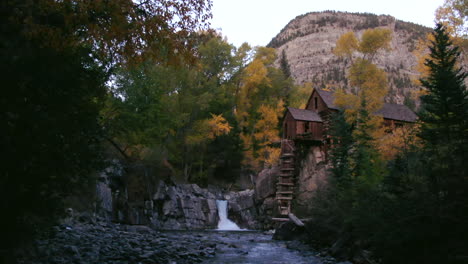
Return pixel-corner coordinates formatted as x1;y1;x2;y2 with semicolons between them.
227;189;259;229
255;167;278;200
272;221;306;241
295;146;329;214
151;183;221;229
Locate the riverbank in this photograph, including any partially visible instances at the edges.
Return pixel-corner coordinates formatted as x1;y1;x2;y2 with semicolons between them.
17;220;217;264
16;219;346;264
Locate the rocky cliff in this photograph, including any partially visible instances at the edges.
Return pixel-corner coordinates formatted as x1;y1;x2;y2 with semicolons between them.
93;159;261;230
294;145;329;215
269;11;432;104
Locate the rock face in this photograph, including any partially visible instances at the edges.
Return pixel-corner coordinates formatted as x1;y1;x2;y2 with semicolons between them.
227;189;259;229
294;146;330;215
255;166;278;201
93;159;260;230
253;166;280;229
149;182;221;229
269;11;432;104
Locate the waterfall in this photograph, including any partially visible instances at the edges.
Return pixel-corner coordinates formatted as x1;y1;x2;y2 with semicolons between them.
216;200;242;230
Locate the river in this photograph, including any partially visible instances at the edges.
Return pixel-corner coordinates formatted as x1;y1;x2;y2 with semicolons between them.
191;230;337;264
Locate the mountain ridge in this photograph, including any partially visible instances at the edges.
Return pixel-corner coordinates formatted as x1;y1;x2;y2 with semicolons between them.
268;11;433;105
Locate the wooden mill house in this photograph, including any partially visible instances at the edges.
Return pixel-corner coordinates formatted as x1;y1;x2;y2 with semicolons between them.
276;89;417;216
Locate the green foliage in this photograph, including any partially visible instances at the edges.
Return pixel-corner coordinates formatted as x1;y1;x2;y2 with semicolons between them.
103;34;269;184
329;111;354;185
279;49;291;78
351;99;386;186
309;24;468;264
418;23;468;254
1;20;106;249
1;0;213;252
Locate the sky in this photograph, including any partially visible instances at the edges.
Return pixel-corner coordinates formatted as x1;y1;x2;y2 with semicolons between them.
210;0;445;48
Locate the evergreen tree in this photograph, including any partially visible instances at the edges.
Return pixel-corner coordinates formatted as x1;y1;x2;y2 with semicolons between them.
279;49;291;78
352;98;385;187
418;23;468;257
329;110;354;185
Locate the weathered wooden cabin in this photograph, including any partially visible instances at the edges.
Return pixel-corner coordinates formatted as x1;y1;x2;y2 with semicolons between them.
276;88;417;216
374;103;418;129
282;107;323;140
301;88;417;134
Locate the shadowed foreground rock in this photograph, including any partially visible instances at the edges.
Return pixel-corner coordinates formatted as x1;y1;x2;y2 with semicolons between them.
17;220;217;264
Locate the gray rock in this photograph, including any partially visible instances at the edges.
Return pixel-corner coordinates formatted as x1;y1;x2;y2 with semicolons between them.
255;167;279;200
273;222;306;241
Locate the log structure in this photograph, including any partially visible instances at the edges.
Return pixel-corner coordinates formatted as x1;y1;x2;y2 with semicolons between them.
276;139;296;215
275;88;417;217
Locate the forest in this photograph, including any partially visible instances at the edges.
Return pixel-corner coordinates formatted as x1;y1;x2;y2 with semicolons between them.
1;0;467;263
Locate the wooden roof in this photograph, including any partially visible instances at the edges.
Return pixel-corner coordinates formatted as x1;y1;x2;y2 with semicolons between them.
375;103;418;122
287;107;323;122
314;89;340;110
312;89;417;122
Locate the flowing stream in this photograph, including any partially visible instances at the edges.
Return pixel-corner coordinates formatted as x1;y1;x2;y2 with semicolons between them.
206;200;333;263
199;231;330;264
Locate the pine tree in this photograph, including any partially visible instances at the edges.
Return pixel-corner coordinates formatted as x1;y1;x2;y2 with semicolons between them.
418;23;468;254
279;49;291;78
352;97;385;187
419;24;468;194
329;110;353;185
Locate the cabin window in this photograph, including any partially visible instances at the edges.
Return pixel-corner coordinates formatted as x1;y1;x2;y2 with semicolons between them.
395;122;403;128
305;122;310;132
314;97;318;110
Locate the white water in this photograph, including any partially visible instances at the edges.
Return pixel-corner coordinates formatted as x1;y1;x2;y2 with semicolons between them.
216;200;242;230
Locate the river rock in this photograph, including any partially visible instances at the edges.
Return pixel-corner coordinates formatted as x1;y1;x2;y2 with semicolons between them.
227;189;259;229
149;181;220;229
254;166;279;200
273;221;307;241
17;221;219;264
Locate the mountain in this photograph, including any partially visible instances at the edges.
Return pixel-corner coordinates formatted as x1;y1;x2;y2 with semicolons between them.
268;11;432;104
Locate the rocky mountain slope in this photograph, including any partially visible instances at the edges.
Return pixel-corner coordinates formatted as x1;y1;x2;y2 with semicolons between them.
269;11;433;104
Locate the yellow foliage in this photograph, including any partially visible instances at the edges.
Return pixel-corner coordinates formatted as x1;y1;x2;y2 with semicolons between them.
435;0;468;38
367;115;385;140
334;32;359;58
412;33;435;85
236;57;271;128
240;132;257;169
335;59;387;127
289;83;313;108
264;146;281;168
413;30;466;88
333;29;390;144
254;103;282;145
185;114;231;146
378;125;420;160
240;101;284;170
358;28;392;57
254;47;277;65
207;114;232;139
334;28;392;61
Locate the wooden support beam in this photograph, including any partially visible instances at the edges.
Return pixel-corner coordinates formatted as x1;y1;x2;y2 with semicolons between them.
276;196;293;200
288;213;305;227
277;183;294;186
271;217;290;222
